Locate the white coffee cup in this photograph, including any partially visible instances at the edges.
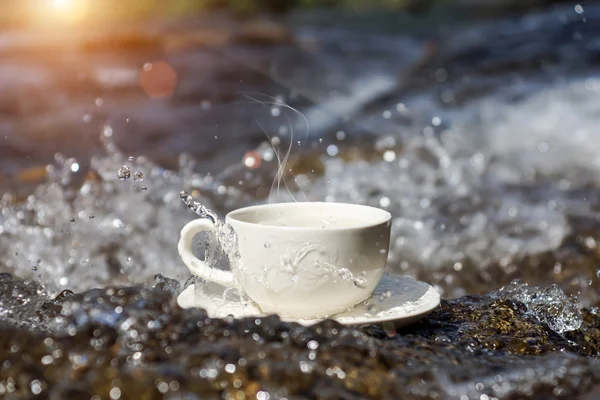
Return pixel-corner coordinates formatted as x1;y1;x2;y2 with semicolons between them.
178;202;392;319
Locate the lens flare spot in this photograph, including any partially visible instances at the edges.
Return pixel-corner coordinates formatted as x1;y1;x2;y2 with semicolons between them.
243;151;262;169
139;61;178;99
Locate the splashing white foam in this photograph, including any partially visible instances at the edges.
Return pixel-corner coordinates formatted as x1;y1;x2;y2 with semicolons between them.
1;75;599;307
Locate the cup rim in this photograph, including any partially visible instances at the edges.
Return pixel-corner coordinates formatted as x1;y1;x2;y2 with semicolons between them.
225;201;392;232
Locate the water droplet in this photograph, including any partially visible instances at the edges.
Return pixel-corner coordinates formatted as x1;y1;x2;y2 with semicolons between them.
291;275;299;282
117;166;131;180
128;156;136;162
326;145;339;157
103;125;113;137
133;171;144;181
179;191;218;224
354;277;368;289
264;243;271;248
70;217;75;223
596;269;600;278
30;380;42;395
89;214;94;219
201;100;212;110
383;150;396;162
140;185;148;191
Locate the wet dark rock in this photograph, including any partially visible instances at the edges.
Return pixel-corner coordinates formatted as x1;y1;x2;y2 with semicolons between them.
0;273;47;323
1;274;599;399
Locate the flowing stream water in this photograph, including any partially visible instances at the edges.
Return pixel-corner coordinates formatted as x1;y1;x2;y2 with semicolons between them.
1;3;600;399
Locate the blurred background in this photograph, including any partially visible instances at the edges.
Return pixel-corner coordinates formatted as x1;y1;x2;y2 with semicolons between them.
2;0;600;305
0;0;584;184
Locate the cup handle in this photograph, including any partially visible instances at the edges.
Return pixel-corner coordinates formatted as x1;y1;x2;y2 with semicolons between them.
178;219;236;287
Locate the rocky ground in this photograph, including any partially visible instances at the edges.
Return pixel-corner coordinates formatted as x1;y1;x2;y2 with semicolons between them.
0;273;599;400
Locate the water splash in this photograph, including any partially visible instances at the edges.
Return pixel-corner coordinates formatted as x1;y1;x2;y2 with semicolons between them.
491;279;582;333
178;191;367;297
180;190;218;224
317;262;368;289
0;136;222;295
3;59;600;309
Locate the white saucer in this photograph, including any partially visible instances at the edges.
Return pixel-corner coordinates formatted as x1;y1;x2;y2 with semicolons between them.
177;274;440;328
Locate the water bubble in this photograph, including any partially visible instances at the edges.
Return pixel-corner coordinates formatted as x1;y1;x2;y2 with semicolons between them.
89;214;94;219
575;4;584;14
117;166;131;180
70;162;80;172
128;156;136;162
264;243;271;248
69;217;75;223
291;275;299;282
133;171;144;181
